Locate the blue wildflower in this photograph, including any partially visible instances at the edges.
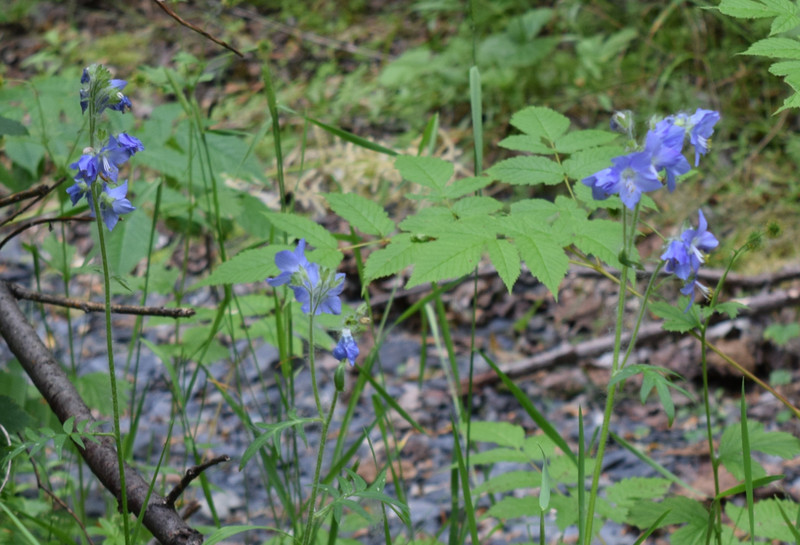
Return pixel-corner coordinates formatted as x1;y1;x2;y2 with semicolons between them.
79;65;133;115
333;328;359;366
661;210;718;310
87;181;135;231
680;209;719;273
645;119;690;192
687;108;720;166
606;151;661;210
267;239;312;287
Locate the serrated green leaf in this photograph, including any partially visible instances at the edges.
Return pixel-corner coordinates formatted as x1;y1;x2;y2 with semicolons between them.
487;156;563;186
627;496;708;529
473;470;541;496
486;238;520;293
451;196;503;218
194;247;278;287
513;231;568;299
405;234;486;288
726;499;799;542
394;155;454;192
764;322;800;346
466;447;530;465
398;206;454;234
562;146;625;181
719;421;800;480
442;175;494;199
498;134;553;154
325;193;395;237
769;59;800;76
486;496;543;519
743;37;800;59
718;0;784;18
553;130;618;153
363;234;418;281
104;209;151;276
509;106;570;142
649;301;702;332
0;115;28;136
469;420;525;448
710;300;748;319
572;218;624;267
265;212;339;249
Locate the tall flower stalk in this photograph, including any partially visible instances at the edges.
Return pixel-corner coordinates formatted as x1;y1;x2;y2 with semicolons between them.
266;239;359;545
69;64;144;545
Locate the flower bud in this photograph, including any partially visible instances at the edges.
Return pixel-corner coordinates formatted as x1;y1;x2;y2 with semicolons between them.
334;363;346;392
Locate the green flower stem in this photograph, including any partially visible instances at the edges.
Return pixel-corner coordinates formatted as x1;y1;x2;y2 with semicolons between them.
308;314;322;417
699;325;722;543
89;187;130;545
620;261;664;370
302;387;339;545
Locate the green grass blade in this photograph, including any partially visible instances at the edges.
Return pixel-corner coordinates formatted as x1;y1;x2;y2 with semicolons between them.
452;421;480;545
632;510;671;545
776;502;800;543
469;66;483;175
481;350;577;466
418;113;439;157
578;406;586;545
740;380;755;544
361;371;426;434
0;502;41;545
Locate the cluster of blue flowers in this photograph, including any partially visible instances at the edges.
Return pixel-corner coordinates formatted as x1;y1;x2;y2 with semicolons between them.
582;108;721;309
582;108;720;209
267;239;359;366
660;210;719;309
67;65;143;231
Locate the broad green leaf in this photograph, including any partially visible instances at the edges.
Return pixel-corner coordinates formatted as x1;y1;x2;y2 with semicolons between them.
769;59;800;76
451;196;503;218
363;233;418;281
719;421;800;480
513;231;568;299
473;471;541;495
4;138;45;177
104;210;152;276
265;212;339;249
562;146;624;181
398;206;454;235
718;0;784;19
726;499;799;542
627;496;708;529
509;106;570;142
498;134;553;154
742;37;800;59
486;496;543;519
0;115;28;136
325;192;395;237
553;130;618;153
649;301;702;332
405;234;486;288
466;447;529;465
487;156;563;186
442;175;493;199
394;155;453;192
486;238;520;293
468;420;525;448
193;247;278;287
764;322;800;345
0;395;33;435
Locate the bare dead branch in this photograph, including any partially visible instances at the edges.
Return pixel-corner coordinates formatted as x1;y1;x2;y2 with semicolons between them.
165;455;231;509
5;281;196;318
0;282;204;545
153;0;243;57
0;215;93;251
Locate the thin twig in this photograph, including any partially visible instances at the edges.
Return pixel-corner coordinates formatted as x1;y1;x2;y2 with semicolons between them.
28;447;96;545
0;215;93;251
0;183;54;208
153;0;244;57
5;281;196;318
165;455;231;508
0;178;66;227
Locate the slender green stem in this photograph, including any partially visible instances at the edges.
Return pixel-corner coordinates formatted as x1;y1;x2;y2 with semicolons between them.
89;187;130;545
699;325;722;544
308;314;322;417
302;389;339;545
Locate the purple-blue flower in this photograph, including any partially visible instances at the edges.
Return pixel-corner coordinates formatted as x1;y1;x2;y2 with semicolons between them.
79;66;133;115
88;181;135;231
581;151;661;209
267;239;346;316
680;209;719;273
66;180;90;206
333;328;359;366
645;119;690;192
661;210;718;310
687;108;720;166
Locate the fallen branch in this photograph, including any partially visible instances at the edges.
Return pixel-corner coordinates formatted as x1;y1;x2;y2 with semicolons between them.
466;287;800;391
0;282;203;545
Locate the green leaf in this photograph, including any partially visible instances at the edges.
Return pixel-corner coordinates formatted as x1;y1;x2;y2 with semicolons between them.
487;156;563;186
205;526;289;545
4;138;45;177
763;322;800;346
472;470;541;495
194;247;278;287
466;447;530;465
498;134;552;154
398;206;454;235
468;420;525;448
719;420;800;480
718;0;785;19
394;155;453;193
509;106;570;142
553;130;618;153
240;411;319;469
442;175;493;199
742;37;800;59
513;231;569;299
451;196;503;218
325;193;395;237
265;212;340;250
0;395;33;435
649;301;702;332
486;496;543;519
0;115;28;136
562;146;625;181
104;210;152;276
571;218;624;267
405;234;486;288
363;233;419;281
486;238;521;293
726;499;800;542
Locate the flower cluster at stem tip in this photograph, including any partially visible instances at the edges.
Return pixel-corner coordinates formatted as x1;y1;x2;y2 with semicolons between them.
267;239;359;366
67;64;142;231
583;109;721;309
582;108;720;209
